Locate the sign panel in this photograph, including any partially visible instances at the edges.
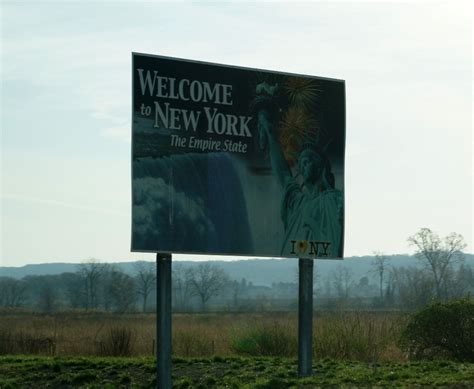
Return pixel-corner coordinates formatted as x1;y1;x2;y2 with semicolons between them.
131;53;345;259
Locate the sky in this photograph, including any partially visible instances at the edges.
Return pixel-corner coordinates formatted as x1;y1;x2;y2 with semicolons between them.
1;0;472;267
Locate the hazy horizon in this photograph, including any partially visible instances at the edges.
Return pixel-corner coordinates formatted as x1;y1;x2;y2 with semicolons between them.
4;251;474;270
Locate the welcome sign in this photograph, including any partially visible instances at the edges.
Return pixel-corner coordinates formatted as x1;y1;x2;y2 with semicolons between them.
131;53;345;259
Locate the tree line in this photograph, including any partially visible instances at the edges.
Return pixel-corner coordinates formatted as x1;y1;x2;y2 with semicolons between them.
1;229;472;313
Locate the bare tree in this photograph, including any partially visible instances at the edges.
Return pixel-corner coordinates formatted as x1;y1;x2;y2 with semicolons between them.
134;261;156;312
390;266;433;309
106;268;136;313
447;263;474;299
371;251;390;302
172;265;193;311
229;278;247;310
331;265;353;301
408;228;466;300
0;277;27;307
77;259;106;310
63;272;85;309
313;265;323;297
188;263;229;311
100;265;114;310
38;282;57;314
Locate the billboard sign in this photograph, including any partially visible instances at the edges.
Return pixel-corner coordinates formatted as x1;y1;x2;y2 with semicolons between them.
131;53;345;259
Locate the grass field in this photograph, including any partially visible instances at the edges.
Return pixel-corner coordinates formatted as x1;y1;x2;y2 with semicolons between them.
0;311;407;362
1;355;474;388
2;311;473;387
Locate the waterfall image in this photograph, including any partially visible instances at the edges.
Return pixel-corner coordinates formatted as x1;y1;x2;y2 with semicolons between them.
132;152;254;255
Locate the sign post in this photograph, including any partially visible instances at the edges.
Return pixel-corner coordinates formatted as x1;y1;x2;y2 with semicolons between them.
131;53;345;383
298;258;314;376
156;253;172;389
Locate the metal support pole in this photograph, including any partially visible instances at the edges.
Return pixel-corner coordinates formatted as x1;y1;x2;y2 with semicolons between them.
156;253;172;389
298;257;314;377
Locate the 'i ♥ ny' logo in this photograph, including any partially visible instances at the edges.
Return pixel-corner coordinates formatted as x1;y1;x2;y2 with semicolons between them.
290;240;331;257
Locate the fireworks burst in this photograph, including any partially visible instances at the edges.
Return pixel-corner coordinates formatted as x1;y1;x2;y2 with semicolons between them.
284;77;321;111
278;107;319;165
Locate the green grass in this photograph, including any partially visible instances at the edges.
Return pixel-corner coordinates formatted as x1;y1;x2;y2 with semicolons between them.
1;355;474;387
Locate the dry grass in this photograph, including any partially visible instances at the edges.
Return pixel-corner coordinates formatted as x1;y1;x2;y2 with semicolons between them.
0;311;407;362
313;311;407;362
0;312;154;356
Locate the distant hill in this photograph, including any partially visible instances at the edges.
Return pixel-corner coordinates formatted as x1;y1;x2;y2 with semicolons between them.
2;254;472;286
0;262;81;279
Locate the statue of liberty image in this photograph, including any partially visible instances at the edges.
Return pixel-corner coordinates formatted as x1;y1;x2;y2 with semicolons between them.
252;80;344;257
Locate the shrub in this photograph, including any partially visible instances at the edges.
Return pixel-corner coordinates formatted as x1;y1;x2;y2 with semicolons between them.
230;322;296;356
313;311;402;362
0;329;55;355
173;329;215;357
0;330;13;355
400;299;474;361
96;326;135;357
